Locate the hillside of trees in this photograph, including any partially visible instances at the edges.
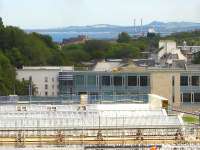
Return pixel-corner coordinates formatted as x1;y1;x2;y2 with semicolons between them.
0;16;200;95
0;18;66;95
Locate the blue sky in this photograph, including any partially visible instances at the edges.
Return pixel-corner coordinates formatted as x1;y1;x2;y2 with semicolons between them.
0;0;200;29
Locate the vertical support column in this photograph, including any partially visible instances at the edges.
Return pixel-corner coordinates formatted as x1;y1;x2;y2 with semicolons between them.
192;92;194;103
15;130;24;148
97;114;103;144
37;120;42;147
56;130;65;145
136;129;143;144
122;116;125;145
175;129;184;144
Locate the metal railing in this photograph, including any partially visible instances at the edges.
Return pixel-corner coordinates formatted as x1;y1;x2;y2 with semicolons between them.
0;94;149;105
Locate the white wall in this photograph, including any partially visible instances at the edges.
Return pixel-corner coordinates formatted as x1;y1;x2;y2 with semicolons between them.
148;94;168;109
158;40;176;59
159;40;176;52
17;69;59;96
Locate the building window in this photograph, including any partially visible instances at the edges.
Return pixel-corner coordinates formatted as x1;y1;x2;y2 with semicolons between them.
194;93;200;102
52;92;55;96
128;76;137;86
75;75;84;86
140;76;148;86
52;77;54;82
87;75;96;86
114;76;123;86
182;93;191;103
102;76;111;86
45;77;48;82
45;84;48;90
67;80;73;86
52;85;54;89
192;76;199;86
45;92;48;96
180;76;188;86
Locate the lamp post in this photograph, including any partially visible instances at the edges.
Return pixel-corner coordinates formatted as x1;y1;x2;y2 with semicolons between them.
29;79;32;104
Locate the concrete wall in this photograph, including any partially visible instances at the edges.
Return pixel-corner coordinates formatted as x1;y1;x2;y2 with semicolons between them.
150;72;181;107
158;40;176;61
158;40;187;62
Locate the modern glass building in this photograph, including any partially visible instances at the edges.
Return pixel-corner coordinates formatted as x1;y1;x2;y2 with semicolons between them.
58;71;150;96
180;73;200;103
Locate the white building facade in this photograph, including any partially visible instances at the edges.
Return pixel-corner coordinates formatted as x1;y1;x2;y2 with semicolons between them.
158;40;187;64
16;66;73;96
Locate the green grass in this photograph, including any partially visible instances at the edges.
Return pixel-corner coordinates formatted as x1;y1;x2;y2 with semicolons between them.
182;115;199;124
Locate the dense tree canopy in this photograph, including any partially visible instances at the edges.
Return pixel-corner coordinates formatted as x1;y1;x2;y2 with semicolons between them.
0;17;61;95
117;32;131;43
0;51;16;95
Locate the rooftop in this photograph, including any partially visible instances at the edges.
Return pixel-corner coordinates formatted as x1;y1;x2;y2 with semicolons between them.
0;103;183;129
21;66;74;71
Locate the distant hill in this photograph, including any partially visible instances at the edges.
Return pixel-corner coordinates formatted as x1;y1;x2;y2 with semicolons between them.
26;21;200;42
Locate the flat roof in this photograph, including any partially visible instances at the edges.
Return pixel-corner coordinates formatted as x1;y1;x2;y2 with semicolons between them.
17;63;200;73
19;66;74;71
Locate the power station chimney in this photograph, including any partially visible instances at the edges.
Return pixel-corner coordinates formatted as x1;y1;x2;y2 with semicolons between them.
141;18;143;35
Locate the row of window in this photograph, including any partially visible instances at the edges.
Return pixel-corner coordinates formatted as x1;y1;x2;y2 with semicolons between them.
181;93;200;103
45;91;55;96
45;84;55;90
180;76;200;86
44;77;55;83
75;75;149;87
27;76;56;83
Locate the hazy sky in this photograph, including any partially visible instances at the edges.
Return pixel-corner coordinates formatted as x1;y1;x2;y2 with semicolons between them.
0;0;200;29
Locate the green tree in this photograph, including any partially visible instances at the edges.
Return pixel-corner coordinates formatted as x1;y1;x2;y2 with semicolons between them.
6;48;24;68
84;40;110;59
106;43;140;59
117;32;131;43
48;50;65;66
32;32;57;49
62;44;91;64
0;17;3;28
193;52;200;64
15;80;36;96
0;51;16;95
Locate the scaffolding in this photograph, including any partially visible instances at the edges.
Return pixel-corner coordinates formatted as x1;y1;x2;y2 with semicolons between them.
0;104;198;149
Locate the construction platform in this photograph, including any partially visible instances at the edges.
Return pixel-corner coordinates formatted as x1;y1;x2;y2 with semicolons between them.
0;103;198;148
0;94;198;149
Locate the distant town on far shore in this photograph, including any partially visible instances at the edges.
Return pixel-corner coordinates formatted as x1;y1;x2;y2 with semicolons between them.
26;21;200;42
